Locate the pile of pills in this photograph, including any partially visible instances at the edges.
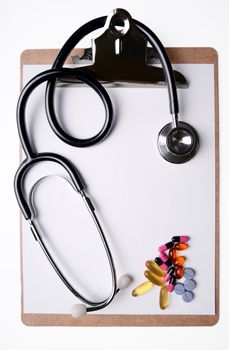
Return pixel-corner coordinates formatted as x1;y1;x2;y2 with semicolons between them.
132;235;196;310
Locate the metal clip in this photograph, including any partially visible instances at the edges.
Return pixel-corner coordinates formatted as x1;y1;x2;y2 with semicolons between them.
65;8;188;87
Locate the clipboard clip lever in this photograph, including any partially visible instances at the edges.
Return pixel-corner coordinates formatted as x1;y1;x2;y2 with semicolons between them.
69;9;188;87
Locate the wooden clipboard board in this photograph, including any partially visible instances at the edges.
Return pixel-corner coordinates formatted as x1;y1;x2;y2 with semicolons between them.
20;47;219;326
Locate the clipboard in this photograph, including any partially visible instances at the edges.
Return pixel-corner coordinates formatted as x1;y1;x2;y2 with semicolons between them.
19;47;219;326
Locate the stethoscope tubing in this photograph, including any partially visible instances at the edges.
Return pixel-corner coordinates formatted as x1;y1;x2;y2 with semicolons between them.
14;153;118;311
29;181;118;310
17;68;113;159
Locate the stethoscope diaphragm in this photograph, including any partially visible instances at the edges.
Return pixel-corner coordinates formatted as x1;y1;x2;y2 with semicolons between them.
157;122;199;164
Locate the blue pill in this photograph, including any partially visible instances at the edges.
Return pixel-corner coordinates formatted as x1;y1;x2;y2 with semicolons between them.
182;291;194;303
174;283;185;295
184;279;196;291
184;268;195;279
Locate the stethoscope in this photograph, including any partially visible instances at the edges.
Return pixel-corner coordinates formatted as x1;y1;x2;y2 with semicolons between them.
14;10;199;317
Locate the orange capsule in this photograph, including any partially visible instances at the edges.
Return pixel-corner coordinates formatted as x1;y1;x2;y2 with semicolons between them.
169;247;177;260
174;243;188;250
175;266;185;279
174;256;186;267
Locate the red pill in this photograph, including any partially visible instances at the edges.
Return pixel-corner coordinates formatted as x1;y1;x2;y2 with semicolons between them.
175;266;185;279
174;256;186;267
174;243;188;250
169;247;177;260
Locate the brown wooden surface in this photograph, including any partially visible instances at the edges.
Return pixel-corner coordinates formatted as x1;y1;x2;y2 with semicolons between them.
20;48;219;326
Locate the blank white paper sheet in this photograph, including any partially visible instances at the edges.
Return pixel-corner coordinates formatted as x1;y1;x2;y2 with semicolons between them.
21;63;216;315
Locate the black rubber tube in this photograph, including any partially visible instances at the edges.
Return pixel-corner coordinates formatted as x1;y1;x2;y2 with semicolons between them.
17;67;113;157
134;19;179;115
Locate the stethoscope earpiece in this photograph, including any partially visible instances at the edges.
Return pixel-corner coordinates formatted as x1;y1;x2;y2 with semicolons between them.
157;122;199;164
71;274;133;318
71;304;87;318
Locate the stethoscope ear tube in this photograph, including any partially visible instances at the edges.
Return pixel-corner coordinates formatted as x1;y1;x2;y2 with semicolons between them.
14;153;85;220
14;153;120;312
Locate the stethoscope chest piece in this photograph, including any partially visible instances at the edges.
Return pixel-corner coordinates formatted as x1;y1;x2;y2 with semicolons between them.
157;122;199;164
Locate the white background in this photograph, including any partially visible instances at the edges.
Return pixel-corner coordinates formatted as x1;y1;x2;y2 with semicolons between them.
0;0;228;349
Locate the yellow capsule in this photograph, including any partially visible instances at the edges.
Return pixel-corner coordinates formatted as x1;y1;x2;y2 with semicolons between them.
132;281;154;297
144;270;164;287
160;286;169;310
145;260;166;277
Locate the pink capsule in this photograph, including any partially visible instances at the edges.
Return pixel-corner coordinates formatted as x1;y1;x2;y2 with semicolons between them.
159;253;169;262
154;257;169;271
167;284;175;292
160;263;169;271
172;236;189;243
159;253;172;267
167;276;176;293
163;267;176;283
164;274;171;283
158;241;174;253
